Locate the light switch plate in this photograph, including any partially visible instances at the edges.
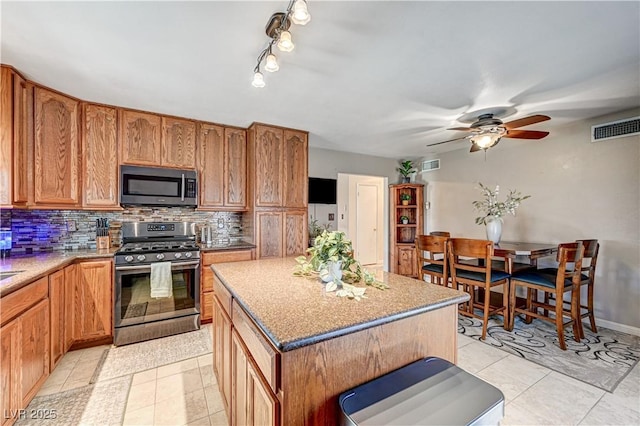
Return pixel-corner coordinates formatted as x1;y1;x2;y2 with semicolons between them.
67;220;77;232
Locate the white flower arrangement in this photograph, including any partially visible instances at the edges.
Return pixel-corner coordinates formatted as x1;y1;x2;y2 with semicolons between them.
472;182;530;225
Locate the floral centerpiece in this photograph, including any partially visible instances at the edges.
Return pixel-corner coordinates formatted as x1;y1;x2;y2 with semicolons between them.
293;230;388;300
472;182;530;243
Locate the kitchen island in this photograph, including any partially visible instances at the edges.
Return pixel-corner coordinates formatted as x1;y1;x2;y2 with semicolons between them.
211;257;469;425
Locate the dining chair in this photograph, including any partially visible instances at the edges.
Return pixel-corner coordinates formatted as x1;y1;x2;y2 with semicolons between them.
509;242;584;350
429;231;451;237
448;238;510;340
415;234;449;286
543;239;599;333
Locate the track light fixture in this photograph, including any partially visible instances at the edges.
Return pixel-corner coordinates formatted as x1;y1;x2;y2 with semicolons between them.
251;0;311;88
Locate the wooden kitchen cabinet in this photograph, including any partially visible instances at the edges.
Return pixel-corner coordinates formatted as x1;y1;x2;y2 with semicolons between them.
49;269;65;370
284;210;307;256
0;67;12;206
198;124;247;210
255;211;284;259
161;116;196;169
64;264;76;352
82;103;119;209
213;295;232;416
251;125;284;207
283;129;308;209
390;183;424;278
1;319;20;426
34;86;80;206
200;249;254;323
120;109;162;166
20;298;50;405
73;260;113;344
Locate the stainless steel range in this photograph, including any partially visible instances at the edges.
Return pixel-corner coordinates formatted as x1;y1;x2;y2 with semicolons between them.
114;222;200;346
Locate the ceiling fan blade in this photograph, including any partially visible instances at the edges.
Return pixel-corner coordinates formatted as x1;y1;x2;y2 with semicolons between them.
505;130;550;139
447;127;474;131
503;114;550;130
470;143;482;153
426;136;468;147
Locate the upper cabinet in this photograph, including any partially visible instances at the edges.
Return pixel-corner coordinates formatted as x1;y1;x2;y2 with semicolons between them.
198;124;247;210
82;104;119;209
34;87;80;206
161;117;196;169
0;67;13;206
251;125;284;207
283;129;308;209
120;109;162;166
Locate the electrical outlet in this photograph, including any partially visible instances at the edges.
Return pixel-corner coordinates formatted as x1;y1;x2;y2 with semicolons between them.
66;220;77;232
217;218;225;229
328;213;334;221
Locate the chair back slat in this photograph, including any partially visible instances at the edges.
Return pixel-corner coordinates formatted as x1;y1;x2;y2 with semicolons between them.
449;238;492;260
576;239;599;273
557;242;584;289
429;231;451;237
415;235;448;266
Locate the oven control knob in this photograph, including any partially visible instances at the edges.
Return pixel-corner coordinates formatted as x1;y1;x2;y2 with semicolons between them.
156;253;165;260
125;256;134;263
136;255;146;262
174;252;182;259
184;252;193;258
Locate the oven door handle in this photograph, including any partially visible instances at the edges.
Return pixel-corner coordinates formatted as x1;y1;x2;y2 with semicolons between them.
116;260;200;271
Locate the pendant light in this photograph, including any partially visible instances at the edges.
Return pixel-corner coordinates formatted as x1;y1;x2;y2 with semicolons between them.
265;51;279;72
277;31;294;52
251;71;265;88
291;0;311;25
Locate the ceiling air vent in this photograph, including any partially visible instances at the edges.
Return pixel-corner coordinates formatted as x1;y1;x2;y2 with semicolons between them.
421;159;440;172
591;116;640;142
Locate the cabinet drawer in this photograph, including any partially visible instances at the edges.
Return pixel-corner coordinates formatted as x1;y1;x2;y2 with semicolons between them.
232;300;279;392
213;275;232;318
202;249;253;265
1;277;49;326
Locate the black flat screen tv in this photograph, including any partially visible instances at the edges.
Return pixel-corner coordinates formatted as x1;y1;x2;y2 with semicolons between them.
308;177;337;204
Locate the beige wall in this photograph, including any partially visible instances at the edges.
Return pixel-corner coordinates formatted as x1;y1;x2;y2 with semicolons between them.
423;108;640;330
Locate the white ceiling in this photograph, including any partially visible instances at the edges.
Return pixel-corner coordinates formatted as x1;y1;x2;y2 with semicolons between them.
2;1;639;159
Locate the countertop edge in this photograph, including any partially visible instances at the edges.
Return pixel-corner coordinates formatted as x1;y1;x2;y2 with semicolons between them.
213;266;470;353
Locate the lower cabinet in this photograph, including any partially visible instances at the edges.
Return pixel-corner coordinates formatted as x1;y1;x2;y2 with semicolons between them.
200;249;254;323
49;269;66;370
63;264;76;352
397;246;418;278
255;210;307;259
0;277;50;426
231;330;278;426
213;296;232;415
73;260;113;344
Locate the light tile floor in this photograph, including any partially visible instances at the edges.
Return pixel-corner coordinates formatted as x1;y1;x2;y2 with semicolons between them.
35;330;639;425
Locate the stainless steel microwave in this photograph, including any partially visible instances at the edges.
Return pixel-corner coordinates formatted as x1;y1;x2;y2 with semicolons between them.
120;165;197;207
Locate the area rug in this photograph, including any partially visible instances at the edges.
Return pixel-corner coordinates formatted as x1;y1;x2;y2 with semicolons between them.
458;315;640;392
17;375;130;426
94;326;212;382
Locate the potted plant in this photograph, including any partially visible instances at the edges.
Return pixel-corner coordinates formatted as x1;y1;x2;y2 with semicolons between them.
294;230;389;300
397;160;416;183
400;193;411;205
472;182;530;244
400;215;409;225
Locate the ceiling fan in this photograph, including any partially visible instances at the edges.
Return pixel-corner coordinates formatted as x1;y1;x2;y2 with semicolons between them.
427;113;551;152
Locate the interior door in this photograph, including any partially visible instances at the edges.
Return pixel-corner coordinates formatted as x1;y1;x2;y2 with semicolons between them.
356;183;379;265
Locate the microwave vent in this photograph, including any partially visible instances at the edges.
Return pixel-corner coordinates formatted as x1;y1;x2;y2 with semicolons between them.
591;116;640;142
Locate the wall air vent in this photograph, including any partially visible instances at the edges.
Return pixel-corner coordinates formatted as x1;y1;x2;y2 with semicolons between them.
591;116;640;142
421;159;440;172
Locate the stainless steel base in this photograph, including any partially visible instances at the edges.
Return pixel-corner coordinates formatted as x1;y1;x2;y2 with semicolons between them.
114;314;200;346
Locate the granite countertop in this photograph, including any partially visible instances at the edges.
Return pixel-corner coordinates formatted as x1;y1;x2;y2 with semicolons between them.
198;242;256;252
0;249;118;297
212;257;469;352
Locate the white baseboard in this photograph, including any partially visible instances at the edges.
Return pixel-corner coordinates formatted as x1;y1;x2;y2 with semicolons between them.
591;318;640;336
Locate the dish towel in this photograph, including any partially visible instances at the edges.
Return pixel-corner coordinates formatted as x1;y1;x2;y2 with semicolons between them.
150;262;173;298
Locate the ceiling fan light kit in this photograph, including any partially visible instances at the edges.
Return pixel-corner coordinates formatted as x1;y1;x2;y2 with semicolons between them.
252;0;310;87
427;112;551;153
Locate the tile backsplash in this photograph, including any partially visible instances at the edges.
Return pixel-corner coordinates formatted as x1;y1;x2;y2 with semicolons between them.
5;207;248;254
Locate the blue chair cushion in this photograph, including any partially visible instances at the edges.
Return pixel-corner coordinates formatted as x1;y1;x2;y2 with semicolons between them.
537;268;588;283
422;264;444;274
454;269;510;283
512;271;574;289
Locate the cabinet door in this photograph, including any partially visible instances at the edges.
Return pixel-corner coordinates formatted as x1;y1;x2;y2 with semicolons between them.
231;331;249;426
49;269;65;370
248;360;278;426
0;68;12;206
201;291;213;323
225;128;247;208
12;73;29;205
198;123;224;208
213;297;232;415
64;264;76;352
34;87;79;205
1;319;20;426
256;212;283;259
253;126;283;207
162;117;196;168
83;104;119;208
283;129;308;209
120;109;161;166
20;299;49;406
397;246;417;277
74;260;113;342
284;210;307;257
